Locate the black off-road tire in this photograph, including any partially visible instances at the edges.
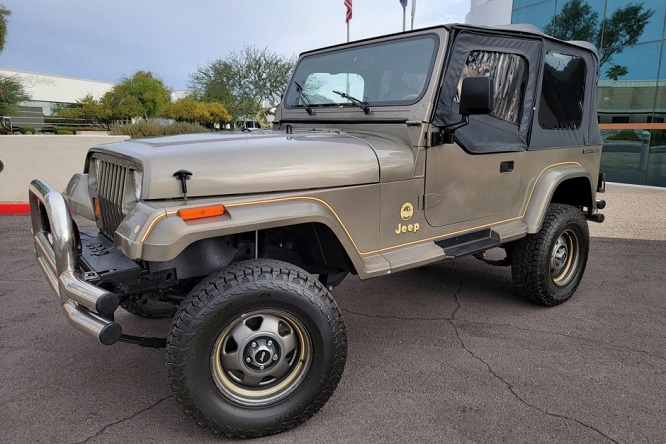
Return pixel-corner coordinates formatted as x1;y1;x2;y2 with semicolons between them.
511;204;589;306
120;295;178;319
165;259;347;438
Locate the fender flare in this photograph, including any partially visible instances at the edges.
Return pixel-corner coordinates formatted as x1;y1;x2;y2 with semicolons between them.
522;163;593;233
116;196;375;274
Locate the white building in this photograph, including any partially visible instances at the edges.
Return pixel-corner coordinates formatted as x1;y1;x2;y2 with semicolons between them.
0;68;115;116
0;68;188;117
465;0;513;26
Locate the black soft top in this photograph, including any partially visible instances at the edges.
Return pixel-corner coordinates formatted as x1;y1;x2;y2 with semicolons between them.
433;23;602;152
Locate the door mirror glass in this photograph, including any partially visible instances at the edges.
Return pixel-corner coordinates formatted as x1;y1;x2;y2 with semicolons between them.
459;76;493;116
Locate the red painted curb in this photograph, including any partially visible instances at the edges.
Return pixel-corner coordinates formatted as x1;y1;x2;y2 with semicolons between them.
0;203;31;214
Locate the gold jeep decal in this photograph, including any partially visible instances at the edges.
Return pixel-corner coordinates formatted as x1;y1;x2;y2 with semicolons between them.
400;202;414;220
395;222;420;235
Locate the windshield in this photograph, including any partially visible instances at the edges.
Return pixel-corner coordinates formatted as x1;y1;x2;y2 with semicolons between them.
285;34;439;110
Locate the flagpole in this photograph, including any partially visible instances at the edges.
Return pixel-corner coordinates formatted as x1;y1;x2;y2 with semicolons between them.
345;0;351;42
402;8;406;32
411;0;416;30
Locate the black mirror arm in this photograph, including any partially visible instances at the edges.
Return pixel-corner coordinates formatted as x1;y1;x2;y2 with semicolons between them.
443;114;469;133
431;115;469;147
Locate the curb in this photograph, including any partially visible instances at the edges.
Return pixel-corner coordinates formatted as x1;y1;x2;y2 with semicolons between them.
0;203;31;214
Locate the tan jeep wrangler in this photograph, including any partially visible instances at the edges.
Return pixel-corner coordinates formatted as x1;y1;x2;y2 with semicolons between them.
29;24;606;438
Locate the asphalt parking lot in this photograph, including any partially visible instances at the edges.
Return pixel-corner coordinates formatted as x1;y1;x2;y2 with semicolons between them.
1;184;664;443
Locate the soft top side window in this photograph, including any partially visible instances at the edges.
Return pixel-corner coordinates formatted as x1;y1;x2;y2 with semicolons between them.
455;50;527;125
539;51;586;130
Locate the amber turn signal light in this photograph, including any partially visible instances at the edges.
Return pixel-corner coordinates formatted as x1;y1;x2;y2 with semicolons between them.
178;205;226;221
93;197;102;218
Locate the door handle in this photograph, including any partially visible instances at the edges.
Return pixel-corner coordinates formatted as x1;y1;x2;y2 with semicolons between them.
500;161;514;173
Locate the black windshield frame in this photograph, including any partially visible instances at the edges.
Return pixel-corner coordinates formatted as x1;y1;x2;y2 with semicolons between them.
285;34;440;110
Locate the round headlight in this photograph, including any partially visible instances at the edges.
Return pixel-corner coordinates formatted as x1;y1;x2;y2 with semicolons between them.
131;169;143;201
88;157;101;190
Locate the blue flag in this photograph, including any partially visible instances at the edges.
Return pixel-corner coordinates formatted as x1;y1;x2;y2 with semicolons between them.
400;0;407;8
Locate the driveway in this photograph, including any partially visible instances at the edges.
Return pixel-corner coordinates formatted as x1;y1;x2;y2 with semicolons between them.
1;184;664;443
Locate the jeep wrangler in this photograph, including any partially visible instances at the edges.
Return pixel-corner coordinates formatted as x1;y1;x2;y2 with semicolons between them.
29;24;605;438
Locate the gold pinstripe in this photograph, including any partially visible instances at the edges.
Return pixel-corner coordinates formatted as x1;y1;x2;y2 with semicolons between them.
138;162;583;256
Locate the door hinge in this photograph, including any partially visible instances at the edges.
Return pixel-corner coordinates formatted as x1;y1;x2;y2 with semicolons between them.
418;193;443;210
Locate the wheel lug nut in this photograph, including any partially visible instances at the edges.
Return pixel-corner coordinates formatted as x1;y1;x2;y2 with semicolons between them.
251;341;257;348
273;354;278;361
267;340;273;346
246;357;251;363
260;365;265;370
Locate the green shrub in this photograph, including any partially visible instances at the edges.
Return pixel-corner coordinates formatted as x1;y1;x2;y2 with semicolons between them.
110;121;211;138
605;130;640;141
55;129;74;135
649;130;666;147
18;127;35;134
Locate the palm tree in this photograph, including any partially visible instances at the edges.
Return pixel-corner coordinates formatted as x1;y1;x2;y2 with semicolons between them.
606;64;628;81
0;4;10;54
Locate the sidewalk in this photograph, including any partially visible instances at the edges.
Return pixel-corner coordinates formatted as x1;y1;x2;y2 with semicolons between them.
589;183;666;240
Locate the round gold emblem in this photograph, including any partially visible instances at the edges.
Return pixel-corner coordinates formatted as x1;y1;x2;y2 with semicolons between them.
400;202;414;221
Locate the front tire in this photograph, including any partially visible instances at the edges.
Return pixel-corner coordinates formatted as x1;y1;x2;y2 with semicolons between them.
511;204;589;306
165;259;347;438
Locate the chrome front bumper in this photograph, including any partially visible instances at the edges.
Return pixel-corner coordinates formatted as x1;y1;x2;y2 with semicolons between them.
29;179;122;345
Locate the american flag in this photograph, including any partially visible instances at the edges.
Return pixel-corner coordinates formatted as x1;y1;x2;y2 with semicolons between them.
344;0;352;23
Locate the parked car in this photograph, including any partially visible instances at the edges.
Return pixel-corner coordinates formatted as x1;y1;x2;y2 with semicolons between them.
29;23;605;438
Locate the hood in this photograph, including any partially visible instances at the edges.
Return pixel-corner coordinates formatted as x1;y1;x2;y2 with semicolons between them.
92;131;380;200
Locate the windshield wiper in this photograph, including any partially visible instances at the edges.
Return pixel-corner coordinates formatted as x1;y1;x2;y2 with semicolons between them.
294;82;314;115
332;90;371;115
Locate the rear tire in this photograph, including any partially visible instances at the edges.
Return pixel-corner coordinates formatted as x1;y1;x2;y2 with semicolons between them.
511;204;589;306
165;259;347;438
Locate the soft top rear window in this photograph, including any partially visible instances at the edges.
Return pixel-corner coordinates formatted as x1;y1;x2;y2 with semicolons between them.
538;51;587;130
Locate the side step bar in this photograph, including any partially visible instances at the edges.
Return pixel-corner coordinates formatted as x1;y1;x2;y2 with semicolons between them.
436;229;501;258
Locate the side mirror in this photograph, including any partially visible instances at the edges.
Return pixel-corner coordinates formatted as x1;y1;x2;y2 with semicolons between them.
459;76;493;116
433;76;494;146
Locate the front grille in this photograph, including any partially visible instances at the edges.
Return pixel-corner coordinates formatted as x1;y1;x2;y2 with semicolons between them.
97;158;128;238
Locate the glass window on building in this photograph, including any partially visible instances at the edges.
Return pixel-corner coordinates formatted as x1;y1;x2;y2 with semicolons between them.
605;0;663;45
512;1;556;32
597;41;661;124
551;0;605;41
511;0;666;187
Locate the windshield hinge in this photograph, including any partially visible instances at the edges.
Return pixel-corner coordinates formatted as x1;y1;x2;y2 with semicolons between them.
418;193;443;210
430;130;453;148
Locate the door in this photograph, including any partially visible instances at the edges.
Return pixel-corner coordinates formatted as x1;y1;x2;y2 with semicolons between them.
425;32;542;228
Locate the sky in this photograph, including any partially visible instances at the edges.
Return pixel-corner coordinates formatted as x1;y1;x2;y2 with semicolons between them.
0;0;470;90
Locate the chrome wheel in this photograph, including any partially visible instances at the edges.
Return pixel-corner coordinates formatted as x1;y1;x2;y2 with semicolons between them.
211;309;313;407
511;204;589;306
550;229;580;287
167;259;347;437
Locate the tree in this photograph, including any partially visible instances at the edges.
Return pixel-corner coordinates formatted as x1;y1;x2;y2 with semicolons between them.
161;97;232;129
0;75;31;130
0;4;32;132
606;64;628;81
0;4;9;54
598;3;655;68
544;0;598;42
56;71;171;129
189;45;295;128
544;0;654;70
113;71;172;119
56;92;140;130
